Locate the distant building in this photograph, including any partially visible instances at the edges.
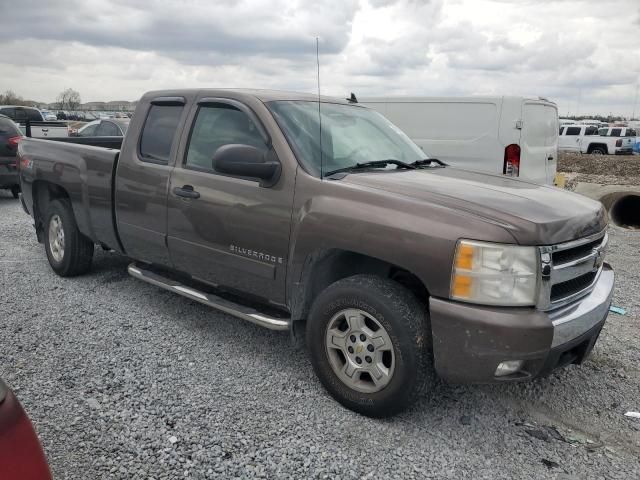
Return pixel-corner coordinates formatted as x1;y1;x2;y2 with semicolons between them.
106;100;136;111
80;100;137;112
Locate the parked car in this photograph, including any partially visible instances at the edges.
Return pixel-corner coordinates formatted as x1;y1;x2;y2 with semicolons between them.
0;378;52;479
359;96;559;185
0;114;23;198
40;110;57;121
559;124;635;155
74;119;128;137
0;106;68;138
18;89;614;417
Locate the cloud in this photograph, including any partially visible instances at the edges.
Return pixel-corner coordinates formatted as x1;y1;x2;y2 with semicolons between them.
0;0;358;61
0;0;638;115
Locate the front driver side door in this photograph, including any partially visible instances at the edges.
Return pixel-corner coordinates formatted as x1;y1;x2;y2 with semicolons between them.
166;98;294;305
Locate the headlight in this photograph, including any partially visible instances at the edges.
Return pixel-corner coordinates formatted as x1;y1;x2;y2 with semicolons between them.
451;240;538;306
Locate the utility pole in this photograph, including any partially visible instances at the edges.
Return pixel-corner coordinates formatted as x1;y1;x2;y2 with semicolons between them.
632;81;639;120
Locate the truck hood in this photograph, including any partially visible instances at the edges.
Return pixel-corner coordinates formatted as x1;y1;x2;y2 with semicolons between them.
342;167;607;245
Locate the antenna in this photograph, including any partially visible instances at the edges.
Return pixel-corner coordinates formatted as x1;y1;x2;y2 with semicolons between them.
316;37;324;179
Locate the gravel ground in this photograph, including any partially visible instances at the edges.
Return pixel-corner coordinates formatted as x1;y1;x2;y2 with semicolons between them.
1;190;639;479
558;153;640;188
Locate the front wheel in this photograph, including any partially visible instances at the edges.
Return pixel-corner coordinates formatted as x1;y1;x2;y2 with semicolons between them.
44;199;94;276
306;275;433;417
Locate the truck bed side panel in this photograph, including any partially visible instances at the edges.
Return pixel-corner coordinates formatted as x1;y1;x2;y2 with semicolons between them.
19;139;122;251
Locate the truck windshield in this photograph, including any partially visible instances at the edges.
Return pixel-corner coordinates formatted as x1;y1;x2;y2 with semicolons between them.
268;101;425;177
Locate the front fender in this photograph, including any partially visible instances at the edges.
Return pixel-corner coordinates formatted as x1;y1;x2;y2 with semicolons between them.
286;173;517;309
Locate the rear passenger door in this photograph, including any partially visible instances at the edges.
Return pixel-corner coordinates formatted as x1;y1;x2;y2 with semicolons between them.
166;97;293;304
115;96;191;266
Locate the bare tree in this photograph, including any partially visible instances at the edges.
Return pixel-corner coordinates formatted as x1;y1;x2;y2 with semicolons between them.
0;90;24;105
56;88;82;111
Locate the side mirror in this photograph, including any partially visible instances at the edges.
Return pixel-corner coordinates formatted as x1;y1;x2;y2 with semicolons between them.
213;144;280;187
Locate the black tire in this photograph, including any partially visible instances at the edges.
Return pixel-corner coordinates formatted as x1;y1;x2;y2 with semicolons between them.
10;185;20;199
306;274;433;417
44;199;94;276
590;146;606;155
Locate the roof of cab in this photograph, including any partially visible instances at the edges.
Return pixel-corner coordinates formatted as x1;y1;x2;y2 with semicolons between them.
141;88;354;105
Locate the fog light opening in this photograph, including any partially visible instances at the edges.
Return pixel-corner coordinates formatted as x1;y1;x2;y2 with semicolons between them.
494;360;524;377
608;194;640;230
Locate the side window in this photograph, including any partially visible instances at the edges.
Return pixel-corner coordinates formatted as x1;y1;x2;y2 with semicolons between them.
565;126;581;135
26;109;42;121
185;104;268;171
0;108;15;120
79;123;98;136
96;121;121;136
14;108;27;121
139;105;184;164
559;126;565;135
610;128;622;137
598;128;608;136
585;126;598;135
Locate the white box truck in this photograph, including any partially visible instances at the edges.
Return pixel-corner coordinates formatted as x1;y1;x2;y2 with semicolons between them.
360;96;559;185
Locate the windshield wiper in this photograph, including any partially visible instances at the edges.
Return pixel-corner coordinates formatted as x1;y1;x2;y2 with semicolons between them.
324;159;416;177
410;158;448;168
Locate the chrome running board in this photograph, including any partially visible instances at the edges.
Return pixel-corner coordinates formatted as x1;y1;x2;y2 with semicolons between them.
127;263;290;331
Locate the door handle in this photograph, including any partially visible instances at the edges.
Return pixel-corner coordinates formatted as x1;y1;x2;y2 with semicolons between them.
547;155;554;161
173;185;200;199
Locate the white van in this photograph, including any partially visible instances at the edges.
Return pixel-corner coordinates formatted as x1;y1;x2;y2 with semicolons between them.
360;96;559;185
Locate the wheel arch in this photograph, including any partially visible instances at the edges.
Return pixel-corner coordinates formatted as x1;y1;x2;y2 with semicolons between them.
32;180;73;243
587;143;608;154
288;248;430;322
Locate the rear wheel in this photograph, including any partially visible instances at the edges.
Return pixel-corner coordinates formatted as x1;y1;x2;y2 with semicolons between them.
590;146;606;155
44;199;94;276
306;274;433;417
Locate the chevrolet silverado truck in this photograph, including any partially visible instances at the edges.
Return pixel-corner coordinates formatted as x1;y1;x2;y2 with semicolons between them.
17;89;614;417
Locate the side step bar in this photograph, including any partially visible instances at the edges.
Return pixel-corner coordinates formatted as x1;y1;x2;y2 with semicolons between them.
127;263;290;331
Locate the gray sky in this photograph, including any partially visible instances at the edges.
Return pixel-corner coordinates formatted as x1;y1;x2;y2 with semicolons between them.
0;0;639;116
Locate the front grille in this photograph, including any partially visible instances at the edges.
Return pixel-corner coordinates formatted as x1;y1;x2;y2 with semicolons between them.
550;271;597;302
538;231;607;310
552;239;602;265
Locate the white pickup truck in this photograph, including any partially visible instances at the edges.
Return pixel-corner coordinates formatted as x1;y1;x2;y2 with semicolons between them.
0;106;68;138
559;124;636;155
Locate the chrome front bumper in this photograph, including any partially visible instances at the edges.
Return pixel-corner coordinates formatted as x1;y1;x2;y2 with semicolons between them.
549;264;614;348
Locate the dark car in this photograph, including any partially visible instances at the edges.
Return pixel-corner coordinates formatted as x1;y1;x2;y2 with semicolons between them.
0;114;23;198
0;378;52;479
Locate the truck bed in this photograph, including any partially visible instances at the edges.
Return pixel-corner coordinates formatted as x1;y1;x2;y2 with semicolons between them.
18;138;122;251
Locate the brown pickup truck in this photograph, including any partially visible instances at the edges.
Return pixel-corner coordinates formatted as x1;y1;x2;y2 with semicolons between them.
17;89;614;417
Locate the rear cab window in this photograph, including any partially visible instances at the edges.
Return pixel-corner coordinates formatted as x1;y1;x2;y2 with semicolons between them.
584;126;598;136
139;105;184;164
610;128;622;137
565;126;581;136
